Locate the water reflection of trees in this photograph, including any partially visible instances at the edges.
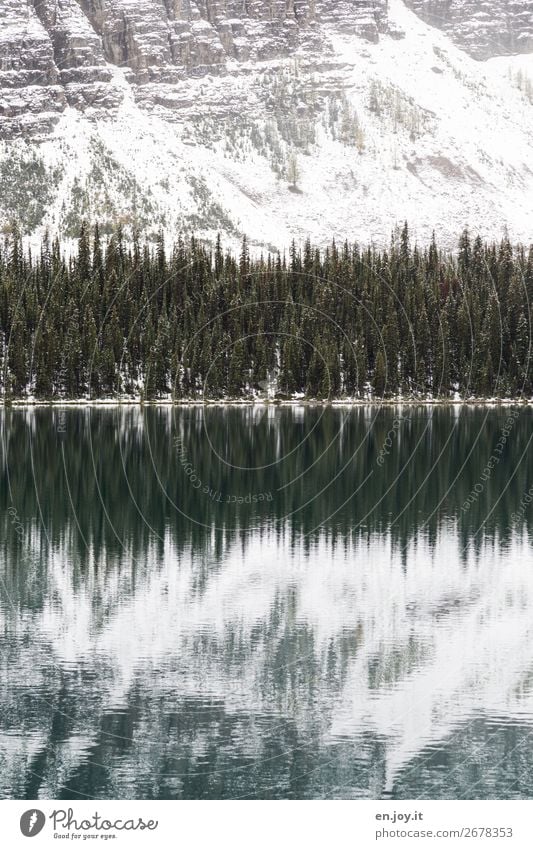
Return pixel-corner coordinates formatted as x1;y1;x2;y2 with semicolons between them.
2;408;533;799
1;407;532;568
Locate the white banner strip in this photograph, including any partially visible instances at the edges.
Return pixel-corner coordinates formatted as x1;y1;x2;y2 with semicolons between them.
2;800;533;848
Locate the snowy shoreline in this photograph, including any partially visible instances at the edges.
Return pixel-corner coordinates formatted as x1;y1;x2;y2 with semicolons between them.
1;398;531;409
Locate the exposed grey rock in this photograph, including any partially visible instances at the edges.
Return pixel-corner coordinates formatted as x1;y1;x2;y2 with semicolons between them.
0;0;390;138
404;1;533;60
1;1;532;141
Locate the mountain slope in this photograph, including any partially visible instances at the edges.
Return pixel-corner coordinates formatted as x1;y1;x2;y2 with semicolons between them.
1;0;533;248
404;0;533;59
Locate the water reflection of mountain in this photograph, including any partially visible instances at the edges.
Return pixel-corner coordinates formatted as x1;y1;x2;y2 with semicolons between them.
1;408;533;799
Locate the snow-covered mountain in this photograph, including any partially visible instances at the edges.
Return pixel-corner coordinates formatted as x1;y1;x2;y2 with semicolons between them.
1;0;533;249
404;1;533;59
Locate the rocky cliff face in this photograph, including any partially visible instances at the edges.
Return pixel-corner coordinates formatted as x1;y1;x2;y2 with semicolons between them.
404;1;533;59
3;1;532;141
0;0;390;138
0;0;122;137
1;1;533;250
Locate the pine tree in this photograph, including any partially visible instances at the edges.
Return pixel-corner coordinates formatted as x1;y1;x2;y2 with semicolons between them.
228;341;245;397
374;349;386;397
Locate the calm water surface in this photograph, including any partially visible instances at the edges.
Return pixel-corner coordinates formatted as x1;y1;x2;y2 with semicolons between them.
1;406;533;800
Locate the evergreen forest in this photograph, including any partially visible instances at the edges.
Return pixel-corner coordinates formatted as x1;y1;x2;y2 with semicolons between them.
0;223;531;401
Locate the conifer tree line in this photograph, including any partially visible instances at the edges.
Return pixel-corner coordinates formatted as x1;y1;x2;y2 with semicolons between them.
0;222;531;400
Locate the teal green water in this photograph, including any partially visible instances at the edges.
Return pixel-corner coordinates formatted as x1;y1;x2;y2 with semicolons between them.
1;406;533;800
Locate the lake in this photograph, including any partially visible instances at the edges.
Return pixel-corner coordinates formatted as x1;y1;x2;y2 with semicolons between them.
1;405;533;800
